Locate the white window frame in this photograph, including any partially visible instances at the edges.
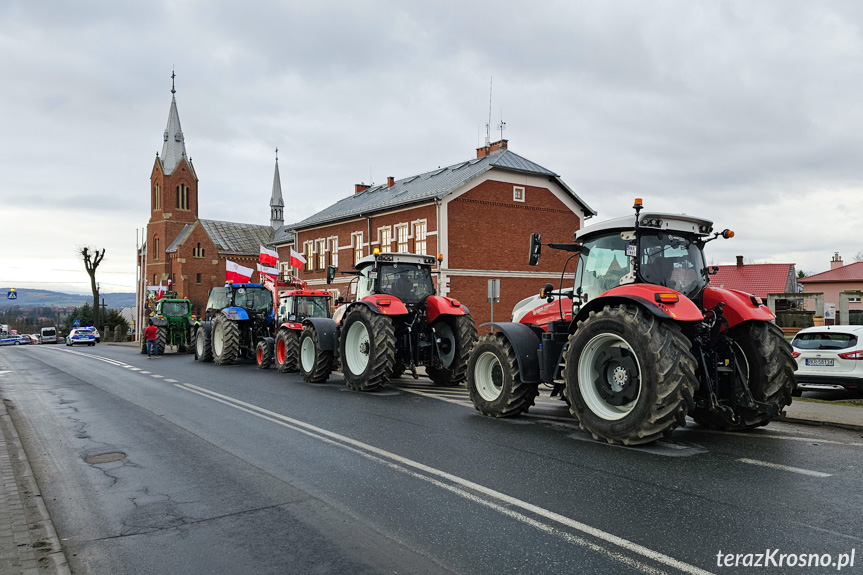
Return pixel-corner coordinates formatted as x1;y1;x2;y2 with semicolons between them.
303;241;314;272
848;296;862;303
395;224;409;253
413;220;427;255
316;238;327;270
328;236;339;268
352;232;364;264
513;186;525;203
378;226;392;251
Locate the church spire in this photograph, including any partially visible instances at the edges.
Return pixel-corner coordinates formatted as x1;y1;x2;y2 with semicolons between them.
160;70;187;176
270;148;284;229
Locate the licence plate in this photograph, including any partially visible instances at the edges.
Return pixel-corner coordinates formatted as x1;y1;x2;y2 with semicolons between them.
805;358;834;366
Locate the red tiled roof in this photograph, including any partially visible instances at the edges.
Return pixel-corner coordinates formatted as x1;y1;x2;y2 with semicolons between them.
709;263;794;299
798;261;863;284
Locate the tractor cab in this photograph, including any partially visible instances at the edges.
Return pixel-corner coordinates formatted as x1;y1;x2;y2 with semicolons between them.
352;252;437;306
205;284;273;320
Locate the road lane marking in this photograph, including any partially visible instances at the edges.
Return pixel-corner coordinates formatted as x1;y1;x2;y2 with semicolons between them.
176;382;714;575
680;427;863;447
151;375;164;378
737;458;832;478
165;379;178;383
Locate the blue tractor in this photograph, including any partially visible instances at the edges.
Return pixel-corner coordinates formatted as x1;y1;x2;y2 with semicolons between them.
194;283;277;365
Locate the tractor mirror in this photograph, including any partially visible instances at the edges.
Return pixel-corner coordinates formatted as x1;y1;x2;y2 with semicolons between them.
528;233;542;266
326;265;336;285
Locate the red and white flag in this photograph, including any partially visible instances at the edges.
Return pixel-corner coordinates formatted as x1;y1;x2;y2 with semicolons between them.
259;245;279;267
156;281;165;300
256;263;279;280
226;260;254;283
289;248;306;269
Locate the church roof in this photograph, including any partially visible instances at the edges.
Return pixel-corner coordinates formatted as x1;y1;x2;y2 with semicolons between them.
165;219;278;256
286;147;595;231
160;94;188;176
271;156;284;208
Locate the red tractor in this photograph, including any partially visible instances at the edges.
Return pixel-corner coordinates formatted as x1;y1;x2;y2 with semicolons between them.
298;251;477;390
269;276;333;372
466;199;797;445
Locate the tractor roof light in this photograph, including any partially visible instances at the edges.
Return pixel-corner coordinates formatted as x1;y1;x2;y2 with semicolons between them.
655;293;680;304
722;229;734;239
373;248;380;255
634;198;643;207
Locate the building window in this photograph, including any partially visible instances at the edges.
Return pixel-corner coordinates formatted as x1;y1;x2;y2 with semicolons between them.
154;184;161;210
328;237;338;268
177;184;189;210
193;242;205;258
196;273;201;284
513;186;525;202
379;227;391;251
153;236;160;259
414;221;427;255
353;232;364;264
396;224;408;252
304;241;313;272
316;239;327;270
849;296;862;303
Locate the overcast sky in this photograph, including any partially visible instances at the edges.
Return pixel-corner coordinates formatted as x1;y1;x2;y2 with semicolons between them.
2;0;862;296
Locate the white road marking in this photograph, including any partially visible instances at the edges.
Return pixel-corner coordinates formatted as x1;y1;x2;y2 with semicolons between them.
165;379;178;383
139;371;151;375
737;458;832;478
151;375;164;378
680;427;863;447
176;382;714;575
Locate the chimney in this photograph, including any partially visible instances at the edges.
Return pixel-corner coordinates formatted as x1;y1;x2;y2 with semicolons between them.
476;139;508;159
736;255;744;267
355;183;370;194
387;176;395;188
831;252;843;270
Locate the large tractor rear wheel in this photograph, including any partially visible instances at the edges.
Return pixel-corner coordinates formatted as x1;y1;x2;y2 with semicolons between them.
427;315;477;386
275;328;300;373
212;316;240;365
692;321;796;430
156;327;167;355
564;305;697;446
194;325;213;362
256;338;274;369
340;306;395;391
139;336;147;354
299;325;333;383
467;332;539;417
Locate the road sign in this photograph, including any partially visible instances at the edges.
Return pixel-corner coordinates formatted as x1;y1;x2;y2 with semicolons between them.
487;279;500;303
6;289;16;300
73;320;81;327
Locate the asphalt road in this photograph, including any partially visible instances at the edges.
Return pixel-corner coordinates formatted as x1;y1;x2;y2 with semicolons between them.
0;344;861;575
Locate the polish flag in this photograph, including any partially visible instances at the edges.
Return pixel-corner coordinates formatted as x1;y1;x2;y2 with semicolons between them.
289;248;306;269
156;281;165;300
256;263;279;280
226;260;254;283
259;245;279;267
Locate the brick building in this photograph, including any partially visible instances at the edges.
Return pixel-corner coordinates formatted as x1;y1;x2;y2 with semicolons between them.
138;82;290;319
275;140;595;325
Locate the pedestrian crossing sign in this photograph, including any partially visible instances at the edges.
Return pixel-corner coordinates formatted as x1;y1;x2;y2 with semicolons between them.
6;289;16;300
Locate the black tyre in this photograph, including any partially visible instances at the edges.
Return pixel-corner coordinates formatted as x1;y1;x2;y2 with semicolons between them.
194;324;213;363
427;315;478;386
140;336;147;354
275;328;300;373
339;306;395;391
188;326;198;354
156;327;167;355
299;325;334;383
256;338;274;369
212;316;240;365
692;321;796;430
563;305;698;446
467;333;539;417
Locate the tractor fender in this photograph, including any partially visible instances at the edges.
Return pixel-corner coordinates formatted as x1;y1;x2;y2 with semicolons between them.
220;307;249;321
302;317;339;351
279;321;303;331
479;322;542;384
151;317;168;328
195;321;212;335
702;286;775;329
575;284;704;325
355;295;409;317
426;295;469;324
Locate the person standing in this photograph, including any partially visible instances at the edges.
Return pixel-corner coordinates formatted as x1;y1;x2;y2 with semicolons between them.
144;320;159;358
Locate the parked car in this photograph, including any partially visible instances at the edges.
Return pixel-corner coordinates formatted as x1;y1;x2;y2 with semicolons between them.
791;325;863;395
0;334;32;346
79;326;101;343
66;329;96;347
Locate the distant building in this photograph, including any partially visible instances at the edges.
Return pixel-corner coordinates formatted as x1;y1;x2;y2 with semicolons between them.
710;256;797;300
798;253;863;317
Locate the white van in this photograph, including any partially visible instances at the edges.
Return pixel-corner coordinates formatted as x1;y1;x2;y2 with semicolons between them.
40;326;57;344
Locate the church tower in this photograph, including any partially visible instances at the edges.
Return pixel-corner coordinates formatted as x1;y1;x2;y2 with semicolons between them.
146;72;199;287
270;149;284;229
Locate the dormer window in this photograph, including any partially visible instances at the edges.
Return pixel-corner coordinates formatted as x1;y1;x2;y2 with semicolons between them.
174;132;181;142
163;131;168;141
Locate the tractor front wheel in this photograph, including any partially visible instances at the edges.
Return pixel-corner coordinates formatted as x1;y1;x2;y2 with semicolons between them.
275;328;300;373
194;325;213;362
564;305;697;446
427;315;477;386
339;306;395;391
299;325;333;383
212;316;240;365
256;339;274;369
467;333;539;417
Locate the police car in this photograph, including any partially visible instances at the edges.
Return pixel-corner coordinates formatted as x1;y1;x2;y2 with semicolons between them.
66;329;97;346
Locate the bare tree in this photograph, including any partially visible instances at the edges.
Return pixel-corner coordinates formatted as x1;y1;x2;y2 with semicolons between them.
81;247;105;329
854;251;863;263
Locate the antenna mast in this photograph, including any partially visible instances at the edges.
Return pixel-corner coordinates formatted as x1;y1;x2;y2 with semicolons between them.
486;77;493;146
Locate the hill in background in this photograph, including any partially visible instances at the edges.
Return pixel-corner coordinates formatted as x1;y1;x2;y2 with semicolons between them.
0;288;135;309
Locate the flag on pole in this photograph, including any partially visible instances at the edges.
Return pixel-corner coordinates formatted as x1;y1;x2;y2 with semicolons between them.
259;245;279;267
289;248;306;269
156;281;165;300
256;263;279;281
226;260;254;283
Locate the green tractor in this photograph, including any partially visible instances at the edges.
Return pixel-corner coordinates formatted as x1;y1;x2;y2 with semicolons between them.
141;292;195;354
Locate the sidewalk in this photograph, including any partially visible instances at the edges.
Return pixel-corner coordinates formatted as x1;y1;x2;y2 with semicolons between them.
0;399;71;575
781;399;863;431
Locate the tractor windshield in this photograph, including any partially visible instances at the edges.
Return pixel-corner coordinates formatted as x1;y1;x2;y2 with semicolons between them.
234;287;274;313
577;232;630;299
295;296;329;319
378;263;434;304
160;301;189;316
638;232;707;297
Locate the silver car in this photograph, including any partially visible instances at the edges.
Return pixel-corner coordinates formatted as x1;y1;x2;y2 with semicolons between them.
791;325;863;395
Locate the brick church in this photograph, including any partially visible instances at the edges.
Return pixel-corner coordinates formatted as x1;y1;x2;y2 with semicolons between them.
138;79;290;319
